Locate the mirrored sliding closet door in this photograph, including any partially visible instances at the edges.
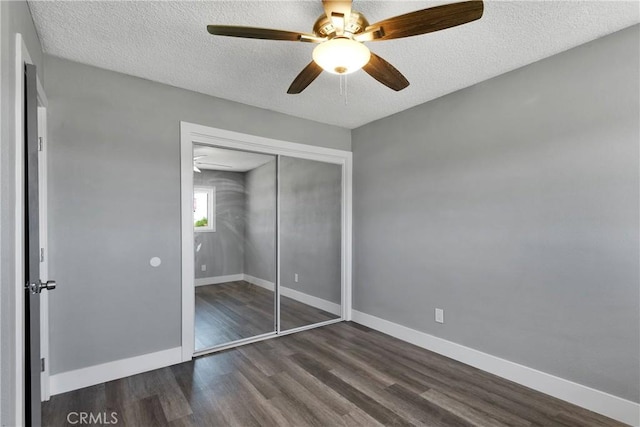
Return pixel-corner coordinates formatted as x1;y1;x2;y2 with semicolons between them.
190;143;345;354
193;145;277;351
279;156;343;332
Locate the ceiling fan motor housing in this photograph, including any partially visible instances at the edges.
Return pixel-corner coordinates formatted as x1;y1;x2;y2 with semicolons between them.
313;11;369;39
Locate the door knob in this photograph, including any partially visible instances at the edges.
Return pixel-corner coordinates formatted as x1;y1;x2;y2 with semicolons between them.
40;280;56;291
27;280;56;294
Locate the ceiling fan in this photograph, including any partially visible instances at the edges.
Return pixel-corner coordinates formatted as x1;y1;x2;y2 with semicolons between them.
207;0;484;94
193;155;203;173
193;155;233;172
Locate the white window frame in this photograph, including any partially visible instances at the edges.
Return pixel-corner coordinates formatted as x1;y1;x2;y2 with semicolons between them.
193;186;216;232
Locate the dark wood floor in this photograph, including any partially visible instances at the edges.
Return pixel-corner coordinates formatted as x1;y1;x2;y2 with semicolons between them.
43;322;623;427
195;281;339;350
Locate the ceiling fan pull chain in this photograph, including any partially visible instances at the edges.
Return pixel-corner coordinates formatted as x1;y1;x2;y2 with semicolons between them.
344;74;348;105
339;74;343;95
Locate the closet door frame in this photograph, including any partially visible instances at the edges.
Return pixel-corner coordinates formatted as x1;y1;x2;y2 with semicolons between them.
180;121;352;362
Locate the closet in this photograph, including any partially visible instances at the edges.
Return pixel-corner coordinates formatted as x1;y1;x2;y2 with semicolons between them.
185;136;347;355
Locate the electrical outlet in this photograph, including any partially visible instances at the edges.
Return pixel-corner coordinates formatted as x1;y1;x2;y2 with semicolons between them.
201;265;206;272
435;308;444;324
294;273;299;283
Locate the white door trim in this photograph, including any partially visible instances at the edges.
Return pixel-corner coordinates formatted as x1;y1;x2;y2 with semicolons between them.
15;33;48;425
180;121;353;362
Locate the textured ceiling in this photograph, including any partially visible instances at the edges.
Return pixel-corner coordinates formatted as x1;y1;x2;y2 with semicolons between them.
29;1;639;129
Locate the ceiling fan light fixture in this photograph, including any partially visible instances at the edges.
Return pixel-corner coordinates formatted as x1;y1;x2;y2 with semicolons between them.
208;0;484;93
312;37;370;75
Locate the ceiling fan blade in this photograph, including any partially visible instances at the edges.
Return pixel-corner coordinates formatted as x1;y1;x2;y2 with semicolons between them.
287;61;323;94
322;0;352;35
353;26;384;42
197;162;233;168
207;25;323;43
363;53;409;92
366;0;483;41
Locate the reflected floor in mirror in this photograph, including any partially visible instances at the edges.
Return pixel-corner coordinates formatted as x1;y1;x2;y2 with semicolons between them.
195;281;339;350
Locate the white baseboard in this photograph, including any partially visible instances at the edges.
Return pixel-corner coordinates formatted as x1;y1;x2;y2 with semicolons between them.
197;275;340;317
242;275;341;315
243;274;275;291
352;311;639;426
47;282;338;396
195;274;244;287
50;347;182;396
281;287;342;316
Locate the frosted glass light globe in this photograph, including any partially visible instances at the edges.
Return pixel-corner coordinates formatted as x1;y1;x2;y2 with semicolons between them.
312;38;371;75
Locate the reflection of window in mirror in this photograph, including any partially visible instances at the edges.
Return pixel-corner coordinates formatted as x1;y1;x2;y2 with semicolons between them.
194;186;216;232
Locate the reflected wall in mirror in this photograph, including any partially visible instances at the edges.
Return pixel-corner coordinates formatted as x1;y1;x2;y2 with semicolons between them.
193;145;276;351
280;156;342;331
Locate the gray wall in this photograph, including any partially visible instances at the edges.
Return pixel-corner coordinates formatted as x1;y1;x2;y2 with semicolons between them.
0;1;43;424
280;157;342;304
244;160;276;283
45;55;350;375
352;25;640;402
194;169;245;279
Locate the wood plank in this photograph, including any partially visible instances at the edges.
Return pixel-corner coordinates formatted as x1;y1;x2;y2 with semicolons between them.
43;322;625;427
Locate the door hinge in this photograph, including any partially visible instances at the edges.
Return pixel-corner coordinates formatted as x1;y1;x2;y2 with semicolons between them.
40;247;44;263
38;137;43;152
41;358;45;372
